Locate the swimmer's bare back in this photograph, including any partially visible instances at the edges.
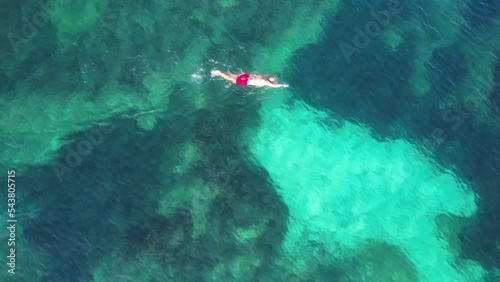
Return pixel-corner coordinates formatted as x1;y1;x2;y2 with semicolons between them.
211;70;289;88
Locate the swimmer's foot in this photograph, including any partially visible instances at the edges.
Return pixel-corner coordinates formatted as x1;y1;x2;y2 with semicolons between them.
211;70;222;77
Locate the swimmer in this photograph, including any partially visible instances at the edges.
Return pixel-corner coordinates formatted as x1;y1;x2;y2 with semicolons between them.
211;70;289;88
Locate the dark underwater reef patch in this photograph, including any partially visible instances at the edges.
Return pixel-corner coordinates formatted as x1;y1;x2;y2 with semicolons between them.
18;117;187;280
488;53;500;117
291;0;416;138
464;0;500;32
188;106;292;277
427;46;467;95
456;132;500;269
93;102;291;280
430;53;500;270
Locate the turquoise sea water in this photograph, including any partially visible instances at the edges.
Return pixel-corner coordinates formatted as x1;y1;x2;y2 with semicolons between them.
0;0;499;281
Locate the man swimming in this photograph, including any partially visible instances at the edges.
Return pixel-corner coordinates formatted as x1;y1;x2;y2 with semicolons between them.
211;70;289;88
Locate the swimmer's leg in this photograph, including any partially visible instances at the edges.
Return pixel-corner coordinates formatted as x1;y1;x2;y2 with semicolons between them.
211;70;237;82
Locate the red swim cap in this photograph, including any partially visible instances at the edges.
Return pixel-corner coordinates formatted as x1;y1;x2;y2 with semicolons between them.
236;74;250;86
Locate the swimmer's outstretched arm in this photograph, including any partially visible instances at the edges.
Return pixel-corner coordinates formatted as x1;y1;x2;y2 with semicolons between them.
269;83;289;88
